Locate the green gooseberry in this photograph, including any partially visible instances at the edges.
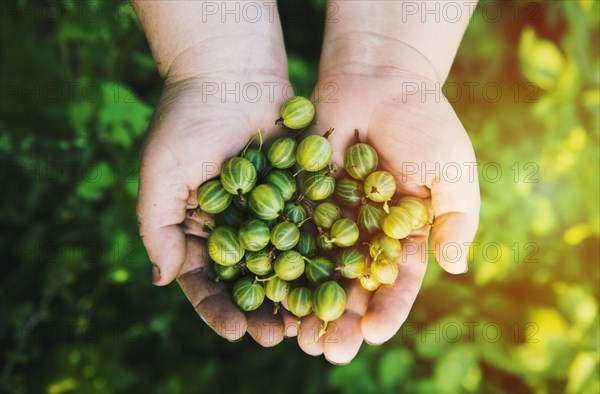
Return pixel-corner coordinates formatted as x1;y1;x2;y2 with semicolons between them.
364;171;396;204
248;184;284;220
268;137;297;169
344;142;378;180
329;218;359;247
313;202;343;230
197;179;232;214
238;219;271;252
233;277;265;311
207;226;245;266
278;96;315;130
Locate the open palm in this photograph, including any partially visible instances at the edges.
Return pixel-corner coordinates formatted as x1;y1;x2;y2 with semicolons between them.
290;74;480;363
137;74;293;346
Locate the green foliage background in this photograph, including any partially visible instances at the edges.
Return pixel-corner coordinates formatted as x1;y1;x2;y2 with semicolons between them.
1;1;598;393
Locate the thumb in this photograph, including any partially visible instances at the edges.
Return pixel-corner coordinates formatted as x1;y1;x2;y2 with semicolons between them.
137;155;193;286
430;156;480;274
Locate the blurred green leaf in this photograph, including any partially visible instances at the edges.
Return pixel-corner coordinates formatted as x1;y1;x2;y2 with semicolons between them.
378;348;413;390
519;28;565;91
566;352;600;393
76;162;115;201
433;345;480;393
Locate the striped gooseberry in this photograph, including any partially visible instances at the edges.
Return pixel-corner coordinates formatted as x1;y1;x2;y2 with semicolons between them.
197;179;232;214
317;232;335;251
329;218;359;247
213;263;242;282
221;157;257;198
344;140;378;180
267;137;297;169
265;169;297;201
287;287;312;318
265;276;290;303
357;203;384;234
334;178;363;207
313;202;343;230
364;171;396;204
207;226;245;266
335;247;366;279
302;168;336;201
248;184;284;220
296;129;333;172
238;219;271;252
370;255;399;285
382;206;412;239
359;269;381;292
283;202;307;224
215;204;247;228
245;248;274;276
304;256;334;284
368;233;402;260
296;232;316;256
277;96;315;130
270;221;301;251
233;277;265;311
273;250;305;281
312;281;346;336
397;196;429;229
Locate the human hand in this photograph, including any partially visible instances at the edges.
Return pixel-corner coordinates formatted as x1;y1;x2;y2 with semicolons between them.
136;44;295;345
288;51;480;364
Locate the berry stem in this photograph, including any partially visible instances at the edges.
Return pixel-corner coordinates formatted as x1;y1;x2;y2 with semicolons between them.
240;129;262;157
294;127;308;139
198;210;214;232
354;129;361;143
297;217;312;228
318;321;329;339
323;127;334;139
383;200;390;213
257;128;264;151
237;189;246;204
255;274;277;282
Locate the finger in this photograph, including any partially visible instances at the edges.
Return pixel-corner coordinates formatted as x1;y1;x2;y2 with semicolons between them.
362;236;428;344
324;311;363;365
297;314;325;356
138;160;191;285
182;210;213;238
323;280;370;364
280;308;299;338
177;236;247;341
246;302;286;347
430;162;480;274
186;187;199;210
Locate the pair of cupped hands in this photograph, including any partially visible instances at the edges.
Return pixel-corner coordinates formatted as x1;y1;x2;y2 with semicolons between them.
137;41;480;364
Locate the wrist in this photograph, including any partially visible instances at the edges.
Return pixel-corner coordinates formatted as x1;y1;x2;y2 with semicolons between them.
319;0;477;83
319;31;440;84
164;35;289;84
133;1;288;81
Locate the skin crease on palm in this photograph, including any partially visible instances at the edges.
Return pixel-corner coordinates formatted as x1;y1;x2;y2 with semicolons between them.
290;70;480;364
134;1;480;365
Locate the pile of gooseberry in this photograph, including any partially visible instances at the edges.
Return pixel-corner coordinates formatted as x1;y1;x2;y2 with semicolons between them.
196;96;429;336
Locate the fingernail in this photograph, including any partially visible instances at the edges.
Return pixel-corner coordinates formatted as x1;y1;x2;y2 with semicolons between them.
364;339;383;346
326;358;351;366
152;264;161;284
